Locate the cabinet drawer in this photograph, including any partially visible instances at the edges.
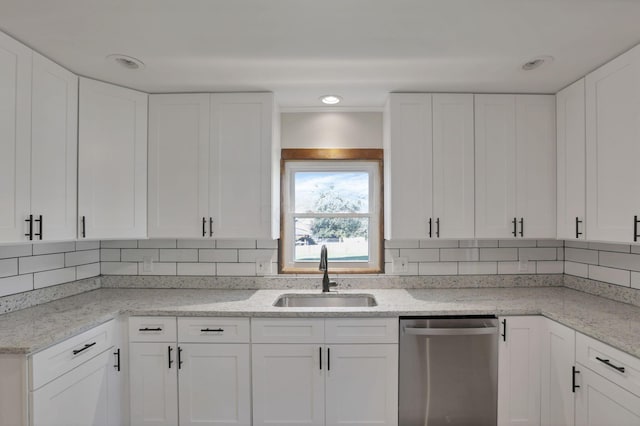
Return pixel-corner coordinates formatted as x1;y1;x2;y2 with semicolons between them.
178;317;250;343
251;318;324;343
325;318;399;343
30;319;114;390
576;333;640;397
129;316;177;342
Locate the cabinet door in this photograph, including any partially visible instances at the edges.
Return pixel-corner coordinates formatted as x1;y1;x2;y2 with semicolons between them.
325;344;398;426
129;343;178;426
148;94;210;238
178;344;251;426
586;45;640;243
540;319;575;426
31;53;78;241
252;344;324;426
432;94;475;239
78;78;147;240
384;93;433;240
557;79;586;240
498;316;542;426
209;93;273;239
575;365;640;426
31;349;110;426
0;32;31;243
475;95;517;239
516;95;556;239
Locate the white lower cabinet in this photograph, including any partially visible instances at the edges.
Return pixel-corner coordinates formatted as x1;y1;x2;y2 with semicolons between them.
498;316;542;426
252;344;324;426
129;317;251;426
129;343;178;426
540;319;575;426
251;318;399;426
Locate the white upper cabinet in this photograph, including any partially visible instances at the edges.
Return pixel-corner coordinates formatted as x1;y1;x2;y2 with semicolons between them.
586;45;640;244
148;94;210;238
557;79;586;241
384;93;433;240
148;92;277;240
384;93;474;240
0;32;31;243
476;95;556;239
209;93;275;239
432;94;475;239
31;53;78;241
78;77;148;240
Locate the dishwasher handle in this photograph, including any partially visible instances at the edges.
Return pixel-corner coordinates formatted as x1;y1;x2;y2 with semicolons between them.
403;326;498;336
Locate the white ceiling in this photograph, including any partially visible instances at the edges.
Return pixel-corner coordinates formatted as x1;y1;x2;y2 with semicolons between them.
1;0;639;108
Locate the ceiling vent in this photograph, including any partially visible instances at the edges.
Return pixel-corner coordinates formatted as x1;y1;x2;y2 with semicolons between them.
522;55;554;71
107;54;145;70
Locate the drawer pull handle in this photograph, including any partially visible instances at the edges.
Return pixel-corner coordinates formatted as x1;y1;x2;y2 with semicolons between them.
72;341;96;355
168;346;174;368
114;348;121;372
139;327;163;332
572;366;580;392
201;328;224;333
596;356;625;373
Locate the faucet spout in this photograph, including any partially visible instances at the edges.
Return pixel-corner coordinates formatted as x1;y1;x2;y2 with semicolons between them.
319;244;337;293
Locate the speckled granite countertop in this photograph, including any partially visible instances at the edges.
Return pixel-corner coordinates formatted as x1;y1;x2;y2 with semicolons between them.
0;287;639;358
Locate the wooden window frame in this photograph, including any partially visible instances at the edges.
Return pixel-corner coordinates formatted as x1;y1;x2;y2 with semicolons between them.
279;149;384;274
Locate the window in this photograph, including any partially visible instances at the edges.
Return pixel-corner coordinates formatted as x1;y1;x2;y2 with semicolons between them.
280;149;383;273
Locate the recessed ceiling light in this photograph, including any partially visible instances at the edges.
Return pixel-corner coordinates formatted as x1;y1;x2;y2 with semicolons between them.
107;54;145;70
522;55;554;71
320;95;342;105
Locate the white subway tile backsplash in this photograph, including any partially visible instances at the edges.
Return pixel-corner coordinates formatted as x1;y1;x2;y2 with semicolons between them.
0;274;33;297
65;249;99;267
238;249;277;263
199;249;238;263
215;240;256;249
479;248;518;261
419;240;459;248
100;249;120;262
101;262;138;275
519;247;557;261
564;248;598;264
75;240;100;251
587;242;630;253
257;239;278;249
177;263;216;276
588;265;630;287
177;239;216;249
632;272;640;290
384;249;399;262
418;262;457;276
33;242;76;255
34;267;76;289
458;262;497;275
385;262;419;275
121;249;159;262
0;259;18;278
399;248;439;262
498;261;534;274
100;240;138;249
598;251;640;272
19;254;64;274
216;263;256;276
0;244;31;259
160;249;198;262
77;263;100;280
537;240;564;247
440;248;479;262
138;239;177;249
384;240;420;249
459;240;499;248
564;240;589;249
632;245;640;255
498;240;537;248
139;262;176;276
557;248;564;261
536;261;564;274
564;261;589;278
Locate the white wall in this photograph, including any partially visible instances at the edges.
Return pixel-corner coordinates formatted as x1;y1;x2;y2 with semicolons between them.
281;112;383;148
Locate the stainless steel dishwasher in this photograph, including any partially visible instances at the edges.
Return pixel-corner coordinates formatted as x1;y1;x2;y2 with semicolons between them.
399;316;499;426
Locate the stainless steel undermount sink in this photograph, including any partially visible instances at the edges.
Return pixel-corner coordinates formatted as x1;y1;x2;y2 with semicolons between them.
273;293;378;308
